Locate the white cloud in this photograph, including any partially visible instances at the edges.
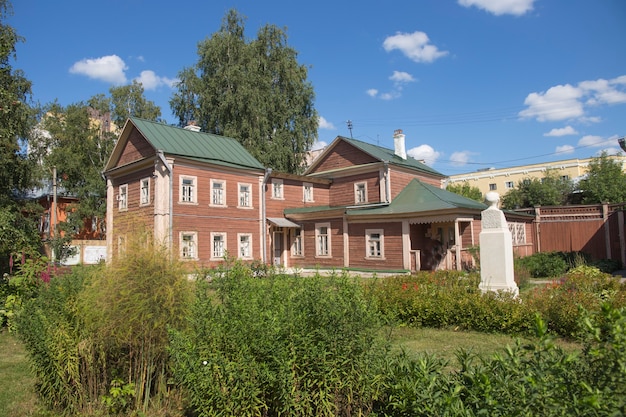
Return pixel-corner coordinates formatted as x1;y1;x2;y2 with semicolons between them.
450;150;476;166
69;55;128;85
544;126;578;137
366;89;378;98
311;140;328;151
458;0;535;16
318;116;335;130
596;147;622;156
383;31;448;63
578;135;607;147
407;144;441;165
389;71;416;84
134;70;177;90
519;75;626;122
555;145;575;154
368;71;416;100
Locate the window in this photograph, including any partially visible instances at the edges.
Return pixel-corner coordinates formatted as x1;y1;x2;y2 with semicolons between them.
238;234;252;259
355;182;367;204
561;175;569;181
505;181;514;189
508;223;527;246
272;179;284;199
238;183;251;208
140;178;150;205
180;232;197;259
315;223;331;257
292;228;303;256
488;183;497;191
117;235;126;255
180;176;196;203
118;184;128;210
211;180;226;206
303;183;314;202
366;229;384;258
211;232;227;259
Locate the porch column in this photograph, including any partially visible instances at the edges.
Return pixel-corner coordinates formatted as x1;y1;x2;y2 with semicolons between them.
343;216;349;268
454;219;461;270
402;220;410;270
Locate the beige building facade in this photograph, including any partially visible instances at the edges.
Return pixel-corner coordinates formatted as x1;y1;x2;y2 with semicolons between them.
446;155;626;197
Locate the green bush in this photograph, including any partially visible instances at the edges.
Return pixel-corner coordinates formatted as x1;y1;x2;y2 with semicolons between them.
516;251;569;278
169;262;388;417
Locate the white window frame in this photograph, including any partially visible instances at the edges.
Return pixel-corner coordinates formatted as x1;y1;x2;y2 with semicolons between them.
291;227;303;257
180;231;198;260
303;182;314;203
140;177;150;206
210;179;226;207
366;229;384;259
211;232;227;260
238;233;253;260
354;182;367;204
118;184;128;210
180;175;197;203
271;179;284;199
238;183;252;208
508;222;527;246
504;181;514;190
315;222;331;257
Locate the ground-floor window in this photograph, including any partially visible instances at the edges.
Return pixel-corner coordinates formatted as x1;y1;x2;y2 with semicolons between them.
292;228;303;256
365;229;384;258
211;232;227;259
238;233;252;259
315;223;331;257
180;232;197;259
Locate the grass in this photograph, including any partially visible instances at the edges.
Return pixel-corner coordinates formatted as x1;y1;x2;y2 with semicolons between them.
0;331;41;417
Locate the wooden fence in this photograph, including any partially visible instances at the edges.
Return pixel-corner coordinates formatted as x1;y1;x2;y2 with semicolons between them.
514;203;626;264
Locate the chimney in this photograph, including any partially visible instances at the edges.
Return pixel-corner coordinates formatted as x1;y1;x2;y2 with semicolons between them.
393;129;407;160
184;120;201;132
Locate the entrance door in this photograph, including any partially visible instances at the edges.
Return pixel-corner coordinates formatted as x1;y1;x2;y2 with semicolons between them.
273;231;283;266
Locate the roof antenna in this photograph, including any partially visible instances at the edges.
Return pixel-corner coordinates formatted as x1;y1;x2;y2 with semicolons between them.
346;120;353;138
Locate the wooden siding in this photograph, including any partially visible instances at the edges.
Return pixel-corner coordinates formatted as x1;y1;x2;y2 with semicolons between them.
348;222;404;270
287;219;345;269
312;141;379;173
118;129;155;166
266;177;330;218
329;172;381;207
389;168;442;200
112;167;155;242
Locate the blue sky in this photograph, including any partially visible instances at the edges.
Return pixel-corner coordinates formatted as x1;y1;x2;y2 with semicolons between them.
8;0;626;175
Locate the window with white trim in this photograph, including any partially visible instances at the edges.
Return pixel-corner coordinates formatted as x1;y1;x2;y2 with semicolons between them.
180;232;197;259
504;181;514;190
140;178;150;205
366;229;384;259
508;222;527;246
118;184;128;210
238;233;252;259
292;228;303;256
315;223;331;257
489;183;497;191
211;232;227;259
238;183;251;208
272;179;284;199
211;179;226;206
117;235;126;255
355;182;367;204
303;183;313;202
180;176;196;203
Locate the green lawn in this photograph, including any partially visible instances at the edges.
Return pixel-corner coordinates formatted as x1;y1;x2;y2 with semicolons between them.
0;331;40;417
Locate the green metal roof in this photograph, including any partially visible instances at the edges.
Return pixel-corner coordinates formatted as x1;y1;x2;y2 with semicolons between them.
130;117;265;170
347;179;487;216
342;137;444;177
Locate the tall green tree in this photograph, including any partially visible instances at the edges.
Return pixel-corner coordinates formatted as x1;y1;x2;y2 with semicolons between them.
110;80;161;130
0;0;40;263
501;170;573;209
170;9;318;174
578;152;626;204
446;182;483;202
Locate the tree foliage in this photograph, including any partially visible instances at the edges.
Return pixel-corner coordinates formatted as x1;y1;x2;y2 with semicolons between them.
501;170;573;209
170;9;318;174
446;181;483;202
109;80;161;130
578;152;626;204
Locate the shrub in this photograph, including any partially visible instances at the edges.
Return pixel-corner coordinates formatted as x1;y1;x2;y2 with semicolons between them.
516;251;568;278
169;263;388;417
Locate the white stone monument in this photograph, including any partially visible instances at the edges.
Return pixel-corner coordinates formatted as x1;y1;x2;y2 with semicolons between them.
479;192;519;296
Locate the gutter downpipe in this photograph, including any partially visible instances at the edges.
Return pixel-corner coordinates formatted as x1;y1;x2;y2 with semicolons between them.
384;161;391;204
157;151;173;254
261;168;272;264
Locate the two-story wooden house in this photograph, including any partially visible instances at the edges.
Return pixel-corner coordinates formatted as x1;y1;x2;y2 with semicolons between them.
104;119;534;272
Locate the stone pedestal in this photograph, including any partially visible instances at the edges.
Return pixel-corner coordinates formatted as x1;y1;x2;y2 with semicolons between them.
479;192;518;296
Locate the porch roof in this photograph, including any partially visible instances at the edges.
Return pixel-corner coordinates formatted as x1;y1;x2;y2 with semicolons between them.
267;217;301;228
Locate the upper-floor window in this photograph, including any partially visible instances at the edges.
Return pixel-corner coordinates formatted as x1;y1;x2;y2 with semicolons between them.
238;183;251;208
238;233;252;259
118;184;128;210
561;175;569;181
292;228;303;257
315;223;331;257
355;182;367;204
211;232;227;259
303;183;314;202
180;232;197;259
489;183;497;191
504;181;514;190
366;229;384;259
180;176;196;203
140;178;150;205
272;179;284;199
211;179;226;206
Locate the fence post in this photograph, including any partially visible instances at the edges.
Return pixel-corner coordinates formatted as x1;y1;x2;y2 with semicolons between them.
603;203;611;259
